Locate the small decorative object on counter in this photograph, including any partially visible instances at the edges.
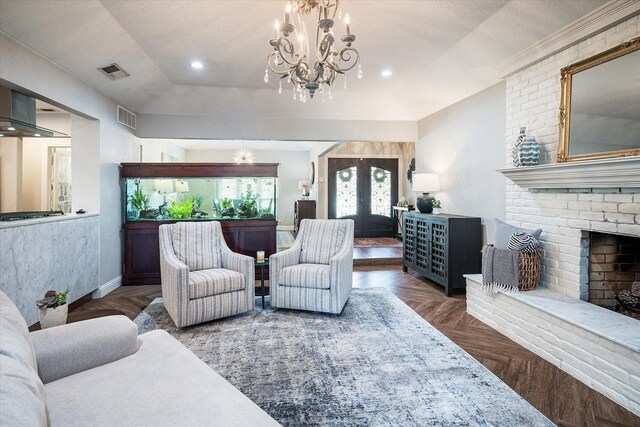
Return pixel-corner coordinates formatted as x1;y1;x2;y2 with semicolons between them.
298;180;311;200
512;126;540;167
432;199;442;215
257;251;265;263
36;288;70;328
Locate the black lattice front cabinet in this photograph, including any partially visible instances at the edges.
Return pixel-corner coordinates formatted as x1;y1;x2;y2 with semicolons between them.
403;212;481;296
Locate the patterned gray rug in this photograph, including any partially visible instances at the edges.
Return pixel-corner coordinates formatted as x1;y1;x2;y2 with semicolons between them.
134;288;552;426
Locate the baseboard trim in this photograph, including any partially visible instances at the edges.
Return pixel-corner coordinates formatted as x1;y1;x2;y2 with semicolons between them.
92;276;121;299
277;225;294;231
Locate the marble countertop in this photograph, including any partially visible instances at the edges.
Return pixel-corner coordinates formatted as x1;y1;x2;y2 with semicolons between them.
0;212;99;229
465;274;640;353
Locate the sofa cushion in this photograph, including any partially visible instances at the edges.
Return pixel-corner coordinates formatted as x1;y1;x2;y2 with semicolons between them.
44;330;279;427
0;291;48;427
299;220;347;265
172;222;222;271
188;269;245;299
494;218;542;250
279;264;331;289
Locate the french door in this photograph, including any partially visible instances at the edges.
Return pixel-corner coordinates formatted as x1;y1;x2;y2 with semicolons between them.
328;158;398;237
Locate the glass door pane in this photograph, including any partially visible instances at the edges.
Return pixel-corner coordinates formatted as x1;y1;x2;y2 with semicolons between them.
336;166;358;218
370;167;391;217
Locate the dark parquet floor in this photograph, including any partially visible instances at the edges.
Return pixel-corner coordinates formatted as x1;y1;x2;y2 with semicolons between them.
72;265;640;427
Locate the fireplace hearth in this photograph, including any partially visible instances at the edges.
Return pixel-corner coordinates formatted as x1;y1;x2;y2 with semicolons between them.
588;232;640;320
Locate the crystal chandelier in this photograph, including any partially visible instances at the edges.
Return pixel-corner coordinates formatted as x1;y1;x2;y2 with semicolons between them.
264;0;362;102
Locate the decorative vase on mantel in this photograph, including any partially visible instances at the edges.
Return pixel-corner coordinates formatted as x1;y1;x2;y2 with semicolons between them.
512;127;540;167
38;304;68;329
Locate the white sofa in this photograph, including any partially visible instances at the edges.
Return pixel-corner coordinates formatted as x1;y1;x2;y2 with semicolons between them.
0;291;279;427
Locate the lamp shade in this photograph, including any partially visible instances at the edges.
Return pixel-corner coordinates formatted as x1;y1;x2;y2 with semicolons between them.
155;179;173;193
412;173;440;192
298;180;309;190
175;180;189;193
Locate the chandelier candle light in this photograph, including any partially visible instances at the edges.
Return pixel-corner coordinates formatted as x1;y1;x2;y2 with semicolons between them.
265;0;362;102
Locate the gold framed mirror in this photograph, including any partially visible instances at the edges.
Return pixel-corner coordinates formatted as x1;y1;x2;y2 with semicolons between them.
557;37;640;162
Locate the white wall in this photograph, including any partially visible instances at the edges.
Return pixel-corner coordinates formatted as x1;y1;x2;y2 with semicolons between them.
21;137;71;211
139;114;418;143
417;83;507;243
0;137;22;211
0;32;140;288
184;149;309;227
140;138;186;162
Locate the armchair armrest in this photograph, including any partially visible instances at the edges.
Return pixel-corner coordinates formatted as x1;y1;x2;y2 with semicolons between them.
270;244;301;271
31;315;139;384
220;245;255;289
159;225;190;327
329;240;354;306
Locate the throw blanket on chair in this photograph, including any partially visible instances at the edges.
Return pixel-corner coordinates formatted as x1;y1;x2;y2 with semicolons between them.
481;245;520;294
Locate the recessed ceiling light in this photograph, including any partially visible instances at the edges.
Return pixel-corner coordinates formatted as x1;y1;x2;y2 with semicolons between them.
381;69;393;78
190;61;204;70
0;133;4;137
7;127;15;131
34;133;41;137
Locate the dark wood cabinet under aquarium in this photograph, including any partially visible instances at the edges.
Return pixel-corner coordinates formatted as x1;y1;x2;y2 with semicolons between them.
120;163;279;285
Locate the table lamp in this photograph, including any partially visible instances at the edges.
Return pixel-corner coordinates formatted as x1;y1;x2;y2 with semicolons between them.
412;173;440;214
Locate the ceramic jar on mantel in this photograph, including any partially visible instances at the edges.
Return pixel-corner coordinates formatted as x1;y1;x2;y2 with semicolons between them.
512;127;540;167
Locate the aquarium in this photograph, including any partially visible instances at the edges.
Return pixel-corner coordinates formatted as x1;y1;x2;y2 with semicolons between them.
122;176;277;222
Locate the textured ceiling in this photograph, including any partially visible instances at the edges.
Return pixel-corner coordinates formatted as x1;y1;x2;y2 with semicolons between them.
0;0;608;122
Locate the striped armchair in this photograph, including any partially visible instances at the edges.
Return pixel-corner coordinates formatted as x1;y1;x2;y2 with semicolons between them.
159;221;255;327
270;219;354;314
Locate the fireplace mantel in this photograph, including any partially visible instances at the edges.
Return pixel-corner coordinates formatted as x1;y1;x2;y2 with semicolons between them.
497;156;640;189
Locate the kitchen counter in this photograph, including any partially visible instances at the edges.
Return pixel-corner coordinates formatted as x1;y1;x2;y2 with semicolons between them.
0;212;99;229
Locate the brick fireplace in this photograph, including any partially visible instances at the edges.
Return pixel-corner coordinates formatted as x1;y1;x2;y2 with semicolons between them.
587;232;640;317
466;14;640;416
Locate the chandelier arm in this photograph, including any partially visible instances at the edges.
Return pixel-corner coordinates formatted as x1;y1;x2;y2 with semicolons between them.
291;61;310;85
316;32;334;64
267;53;296;76
273;37;300;67
334;47;360;72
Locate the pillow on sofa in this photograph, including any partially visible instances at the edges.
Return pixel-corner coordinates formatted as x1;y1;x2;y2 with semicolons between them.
172;221;222;271
0;291;48;427
494;218;542;250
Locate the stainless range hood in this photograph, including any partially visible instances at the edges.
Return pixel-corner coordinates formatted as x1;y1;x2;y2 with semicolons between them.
0;86;67;138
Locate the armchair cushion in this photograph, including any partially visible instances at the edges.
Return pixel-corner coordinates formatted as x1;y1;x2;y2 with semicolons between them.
172;222;222;270
188;269;245;299
299;220;347;265
279;264;331;289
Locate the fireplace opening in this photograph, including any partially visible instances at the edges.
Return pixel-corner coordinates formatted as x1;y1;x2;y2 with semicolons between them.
588;232;640;320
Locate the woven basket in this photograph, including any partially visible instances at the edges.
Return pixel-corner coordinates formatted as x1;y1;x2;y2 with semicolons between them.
518;251;541;291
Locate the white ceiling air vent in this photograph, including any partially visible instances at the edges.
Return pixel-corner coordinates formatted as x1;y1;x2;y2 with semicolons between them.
98;63;130;80
117;105;137;130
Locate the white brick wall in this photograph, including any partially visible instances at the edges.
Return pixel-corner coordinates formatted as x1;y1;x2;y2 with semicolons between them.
466;278;640;416
504;16;640;299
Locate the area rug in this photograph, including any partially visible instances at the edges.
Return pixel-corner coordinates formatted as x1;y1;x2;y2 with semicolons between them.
134;289;552;426
353;237;403;248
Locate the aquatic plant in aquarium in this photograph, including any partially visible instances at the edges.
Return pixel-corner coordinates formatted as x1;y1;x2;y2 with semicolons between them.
168;200;193;219
122;174;277;222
